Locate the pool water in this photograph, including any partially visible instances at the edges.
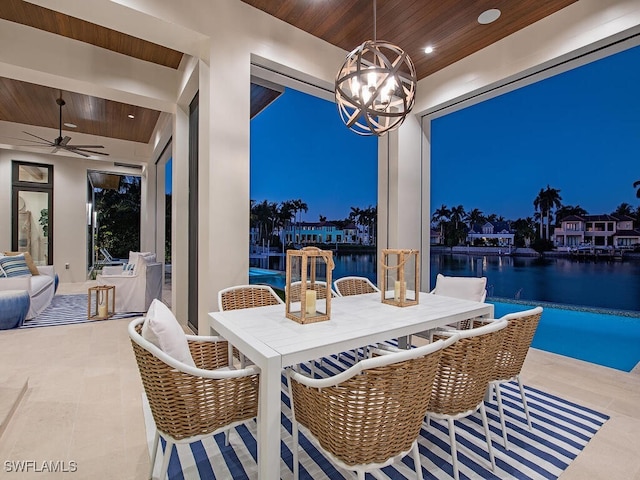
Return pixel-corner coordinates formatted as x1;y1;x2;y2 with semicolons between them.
490;300;640;372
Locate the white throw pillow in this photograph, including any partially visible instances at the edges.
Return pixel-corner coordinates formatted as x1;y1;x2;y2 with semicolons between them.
142;299;196;367
433;274;487;302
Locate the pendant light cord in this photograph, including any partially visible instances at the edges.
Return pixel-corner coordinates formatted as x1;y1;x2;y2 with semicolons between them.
373;0;377;41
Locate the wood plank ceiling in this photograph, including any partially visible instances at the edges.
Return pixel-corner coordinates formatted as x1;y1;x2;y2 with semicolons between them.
240;0;578;80
0;0;577;146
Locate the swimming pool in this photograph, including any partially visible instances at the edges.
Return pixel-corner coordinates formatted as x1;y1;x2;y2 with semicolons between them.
490;299;640;372
248;268;640;372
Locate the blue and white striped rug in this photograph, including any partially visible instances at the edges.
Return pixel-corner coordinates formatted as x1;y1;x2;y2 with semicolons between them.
143;352;609;480
21;294;140;328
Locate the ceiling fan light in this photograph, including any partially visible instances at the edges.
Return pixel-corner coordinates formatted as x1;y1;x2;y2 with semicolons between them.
64;122;77;128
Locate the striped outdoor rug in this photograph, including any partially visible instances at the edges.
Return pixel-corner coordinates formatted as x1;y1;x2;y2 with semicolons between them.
143;351;609;480
21;293;140;328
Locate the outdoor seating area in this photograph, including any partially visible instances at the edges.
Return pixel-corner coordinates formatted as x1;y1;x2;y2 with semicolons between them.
0;276;638;479
1;2;640;479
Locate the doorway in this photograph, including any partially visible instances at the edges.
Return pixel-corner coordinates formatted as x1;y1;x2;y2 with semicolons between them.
12;161;53;265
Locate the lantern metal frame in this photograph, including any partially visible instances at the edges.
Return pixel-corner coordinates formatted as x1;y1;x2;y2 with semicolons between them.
285;247;334;324
380;249;420;307
334;0;417;136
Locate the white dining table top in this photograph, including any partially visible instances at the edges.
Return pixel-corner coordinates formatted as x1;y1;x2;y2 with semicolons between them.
209;292;494;368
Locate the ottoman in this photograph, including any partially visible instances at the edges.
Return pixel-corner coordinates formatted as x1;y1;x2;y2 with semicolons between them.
0;290;31;330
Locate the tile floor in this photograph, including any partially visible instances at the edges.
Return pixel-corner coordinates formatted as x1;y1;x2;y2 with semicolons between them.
0;283;639;479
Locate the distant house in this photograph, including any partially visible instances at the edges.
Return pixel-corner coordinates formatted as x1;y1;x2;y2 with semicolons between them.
553;214;640;248
430;229;442;245
466;221;514;246
282;221;360;245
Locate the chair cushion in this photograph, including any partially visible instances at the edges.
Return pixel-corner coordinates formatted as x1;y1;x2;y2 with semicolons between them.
432;274;487;302
0;254;32;278
3;251;39;275
142;299;195;367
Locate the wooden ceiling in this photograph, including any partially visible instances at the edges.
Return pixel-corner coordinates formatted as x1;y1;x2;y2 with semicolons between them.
0;77;161;144
0;0;577;148
240;0;578;80
0;0;183;69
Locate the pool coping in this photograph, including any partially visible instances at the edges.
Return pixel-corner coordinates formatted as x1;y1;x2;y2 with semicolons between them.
489;296;640;318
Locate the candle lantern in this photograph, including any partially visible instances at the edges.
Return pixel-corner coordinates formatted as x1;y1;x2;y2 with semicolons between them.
380;249;419;307
285;247;334;324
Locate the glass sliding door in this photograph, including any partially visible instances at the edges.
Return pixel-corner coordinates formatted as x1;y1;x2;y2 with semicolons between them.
12;161;53;265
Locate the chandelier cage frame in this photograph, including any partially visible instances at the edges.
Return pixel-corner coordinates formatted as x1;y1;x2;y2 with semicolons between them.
334;0;417;136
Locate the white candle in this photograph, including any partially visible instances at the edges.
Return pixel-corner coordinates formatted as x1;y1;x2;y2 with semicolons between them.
98;302;108;318
305;289;317;315
394;281;406;301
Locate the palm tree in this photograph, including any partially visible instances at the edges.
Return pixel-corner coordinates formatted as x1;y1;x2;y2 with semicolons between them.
279;200;296;245
613;202;634;217
431;204;450;245
449;205;466;245
534;185;562;240
634;180;640;198
318;214;326;222
465;208;484;229
290;199;308;244
362;205;377;245
555;204;587;225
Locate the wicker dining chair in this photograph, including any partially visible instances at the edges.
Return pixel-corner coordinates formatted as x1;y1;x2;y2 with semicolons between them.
286;335;458;480
431;273;488;330
489;306;543;450
217;284;283;367
128;317;259;480
333;276;380;297
426;319;508;480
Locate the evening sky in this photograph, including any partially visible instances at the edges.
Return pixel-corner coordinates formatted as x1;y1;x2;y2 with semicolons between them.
249;43;640;222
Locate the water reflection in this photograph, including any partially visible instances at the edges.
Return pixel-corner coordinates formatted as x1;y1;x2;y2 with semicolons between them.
432;253;640;312
251;252;640;312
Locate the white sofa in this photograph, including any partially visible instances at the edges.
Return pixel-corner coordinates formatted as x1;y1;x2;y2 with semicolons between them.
0;265;56;319
96;254;163;313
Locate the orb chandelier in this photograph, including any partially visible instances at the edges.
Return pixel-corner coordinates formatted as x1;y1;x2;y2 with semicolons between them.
335;0;417;136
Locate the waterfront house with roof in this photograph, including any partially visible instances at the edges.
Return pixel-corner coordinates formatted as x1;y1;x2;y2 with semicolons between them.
283;221;360;245
467;221;515;246
554;214;640;248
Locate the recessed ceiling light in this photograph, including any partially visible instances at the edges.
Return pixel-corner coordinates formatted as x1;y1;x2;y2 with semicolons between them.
478;8;501;25
128;114;135;119
64;122;77;128
424;45;434;54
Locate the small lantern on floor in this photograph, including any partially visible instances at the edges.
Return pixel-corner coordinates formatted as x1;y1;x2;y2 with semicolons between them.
380;249;419;307
285;247;334;324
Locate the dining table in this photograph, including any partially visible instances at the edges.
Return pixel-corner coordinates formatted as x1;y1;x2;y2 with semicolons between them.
209;291;494;479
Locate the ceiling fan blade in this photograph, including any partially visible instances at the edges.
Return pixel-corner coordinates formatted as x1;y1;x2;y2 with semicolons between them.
64;148;90;157
72;148;110;156
60;136;72;146
66;144;105;149
22;131;54;144
15;139;53;146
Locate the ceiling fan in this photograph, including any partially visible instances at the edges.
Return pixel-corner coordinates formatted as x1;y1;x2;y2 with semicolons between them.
21;97;109;157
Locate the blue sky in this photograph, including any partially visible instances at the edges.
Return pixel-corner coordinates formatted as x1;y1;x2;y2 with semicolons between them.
250;88;377;221
431;43;640;221
242;43;639;223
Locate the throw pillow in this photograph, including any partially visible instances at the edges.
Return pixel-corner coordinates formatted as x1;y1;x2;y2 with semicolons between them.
0;254;33;278
3;251;39;275
433;273;487;302
142;299;196;367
